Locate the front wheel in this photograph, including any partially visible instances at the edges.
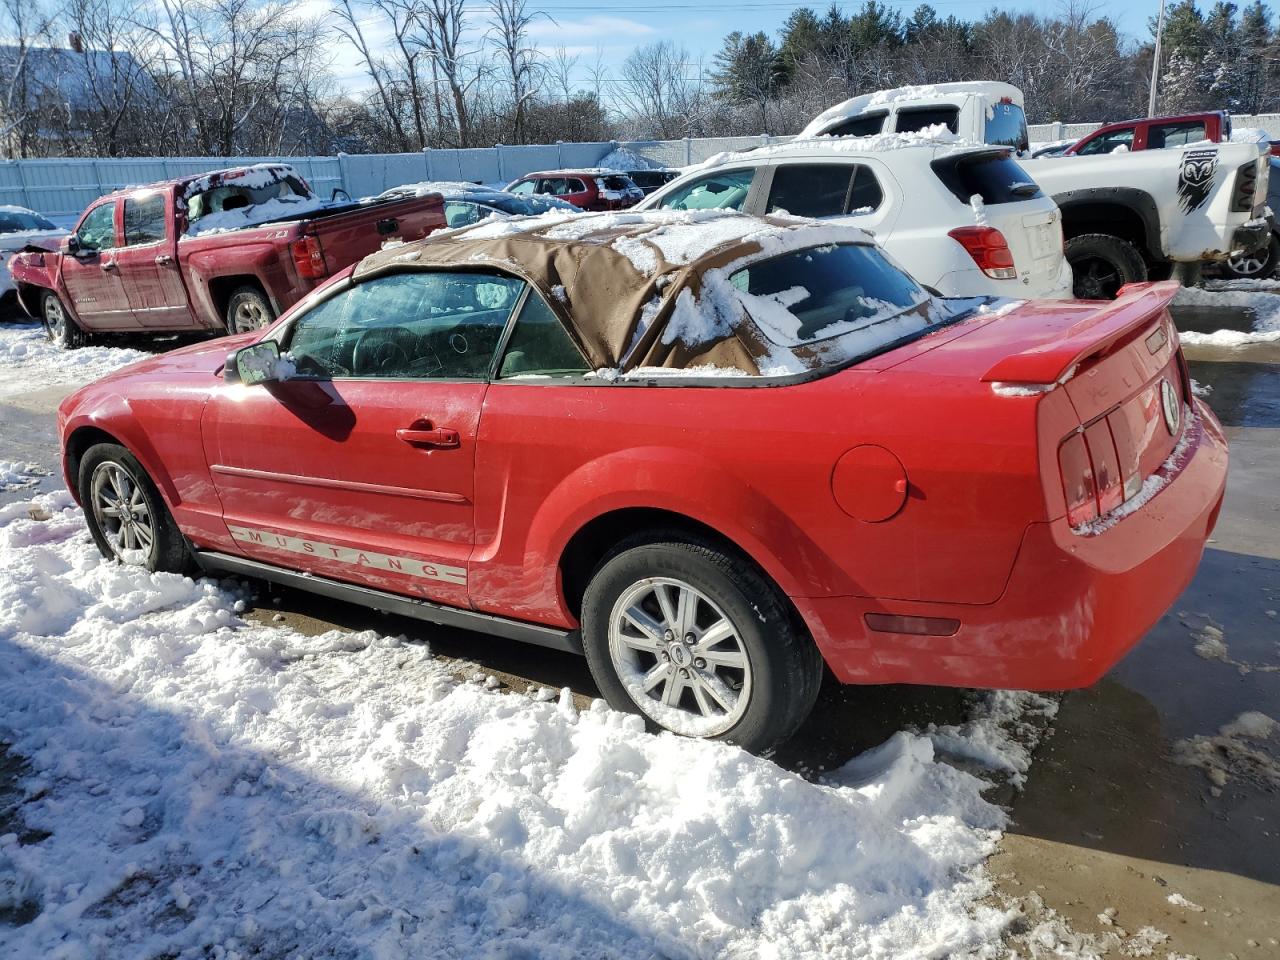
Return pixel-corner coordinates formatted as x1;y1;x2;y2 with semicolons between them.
580;537;823;752
1226;234;1280;279
226;286;275;335
1066;234;1148;300
43;291;88;349
78;443;191;573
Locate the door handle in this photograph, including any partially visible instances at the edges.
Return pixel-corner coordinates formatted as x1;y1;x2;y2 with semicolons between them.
155;254;174;266
396;425;459;448
101;259;117;271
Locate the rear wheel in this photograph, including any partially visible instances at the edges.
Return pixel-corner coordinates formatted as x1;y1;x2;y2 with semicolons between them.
226;286;275;334
78;443;190;573
1226;234;1280;279
580;536;823;752
43;291;87;349
1066;234;1148;300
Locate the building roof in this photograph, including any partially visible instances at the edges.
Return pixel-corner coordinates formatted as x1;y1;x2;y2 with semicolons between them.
0;45;151;113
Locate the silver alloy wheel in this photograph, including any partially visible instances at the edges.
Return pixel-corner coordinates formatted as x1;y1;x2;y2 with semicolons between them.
1228;251;1267;276
45;296;66;343
607;577;752;737
232;296;270;333
90;461;155;565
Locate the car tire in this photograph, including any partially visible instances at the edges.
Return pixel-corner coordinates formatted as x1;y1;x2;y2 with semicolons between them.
1226;233;1280;279
226;286;275;334
1066;234;1148;300
43;291;88;349
78;442;191;574
580;535;824;752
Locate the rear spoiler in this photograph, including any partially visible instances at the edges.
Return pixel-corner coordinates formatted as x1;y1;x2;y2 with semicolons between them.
981;281;1179;385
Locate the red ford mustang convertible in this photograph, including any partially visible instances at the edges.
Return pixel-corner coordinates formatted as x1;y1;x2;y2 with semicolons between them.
57;211;1227;750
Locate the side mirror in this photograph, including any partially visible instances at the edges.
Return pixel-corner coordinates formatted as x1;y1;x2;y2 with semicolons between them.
63;235;80;255
225;340;287;385
331;188;351;203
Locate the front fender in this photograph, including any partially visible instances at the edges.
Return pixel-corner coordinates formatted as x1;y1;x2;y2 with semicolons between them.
61;395;184;508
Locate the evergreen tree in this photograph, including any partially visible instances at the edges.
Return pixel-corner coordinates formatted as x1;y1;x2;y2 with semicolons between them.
710;31;782;131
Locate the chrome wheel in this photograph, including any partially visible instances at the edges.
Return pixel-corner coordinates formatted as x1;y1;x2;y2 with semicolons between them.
231;296;271;333
45;296;66;343
90;461;154;565
1228;251;1268;276
608;577;751;737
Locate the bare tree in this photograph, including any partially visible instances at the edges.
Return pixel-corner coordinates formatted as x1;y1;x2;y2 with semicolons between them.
0;0;58;157
331;0;412;149
421;0;479;147
487;0;544;143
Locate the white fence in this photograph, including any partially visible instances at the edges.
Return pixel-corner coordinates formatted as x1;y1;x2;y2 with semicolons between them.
0;136;786;221
10;116;1280;222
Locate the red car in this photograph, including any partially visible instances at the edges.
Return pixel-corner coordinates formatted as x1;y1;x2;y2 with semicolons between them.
1065;110;1280;157
10;164;445;347
57;212;1227;750
506;170;644;210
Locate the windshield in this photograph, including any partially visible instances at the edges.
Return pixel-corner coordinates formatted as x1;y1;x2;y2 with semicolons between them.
0;210;58;233
932;153;1043;204
729;244;935;359
985;101;1029;151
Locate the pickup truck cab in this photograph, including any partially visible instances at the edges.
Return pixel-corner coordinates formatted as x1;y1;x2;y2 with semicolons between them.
799;83;1271;298
11;164;446;347
1066;111;1234;156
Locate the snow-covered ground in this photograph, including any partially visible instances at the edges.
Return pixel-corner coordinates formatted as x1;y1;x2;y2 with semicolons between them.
0;322;149;399
0;488;1056;957
1174;280;1280;345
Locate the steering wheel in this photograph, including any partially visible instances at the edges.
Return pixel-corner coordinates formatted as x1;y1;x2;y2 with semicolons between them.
351;325;417;377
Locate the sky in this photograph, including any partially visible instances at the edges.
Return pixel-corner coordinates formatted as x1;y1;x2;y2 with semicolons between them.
323;0;1171;94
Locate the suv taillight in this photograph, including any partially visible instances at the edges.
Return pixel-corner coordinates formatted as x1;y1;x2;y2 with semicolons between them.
1232;160;1259;213
948;226;1017;279
291;234;327;279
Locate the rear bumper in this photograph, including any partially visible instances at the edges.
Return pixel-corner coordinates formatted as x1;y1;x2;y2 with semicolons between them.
796;400;1228;689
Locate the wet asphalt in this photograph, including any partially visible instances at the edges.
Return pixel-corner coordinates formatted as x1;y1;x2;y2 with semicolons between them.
1;302;1277;955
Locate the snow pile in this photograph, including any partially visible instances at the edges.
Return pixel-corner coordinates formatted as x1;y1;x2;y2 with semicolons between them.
694;125;965;176
0;322;148;398
1174;283;1280;346
926;691;1059;789
1173;710;1280;792
0;461;45;491
596;146;668;171
0;493;1050;958
185;194;329;237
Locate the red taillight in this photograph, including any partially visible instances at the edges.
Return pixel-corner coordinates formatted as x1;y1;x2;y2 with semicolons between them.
948;226;1017;279
291;234;327;280
1084;421;1124;514
1058;432;1098;527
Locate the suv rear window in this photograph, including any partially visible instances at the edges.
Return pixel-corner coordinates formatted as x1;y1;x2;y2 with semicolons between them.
931;152;1043;204
895;106;959;134
597;175;633;192
729;243;933;357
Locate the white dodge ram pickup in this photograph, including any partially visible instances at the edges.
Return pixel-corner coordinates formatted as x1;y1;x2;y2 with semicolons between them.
801;82;1271;298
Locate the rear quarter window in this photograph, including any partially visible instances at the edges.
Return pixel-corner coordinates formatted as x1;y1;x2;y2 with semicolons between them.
828;112;888;138
895;106;959;134
931;153;1043;205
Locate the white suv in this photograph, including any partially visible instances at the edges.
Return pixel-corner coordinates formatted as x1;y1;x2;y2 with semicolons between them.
638;137;1073;300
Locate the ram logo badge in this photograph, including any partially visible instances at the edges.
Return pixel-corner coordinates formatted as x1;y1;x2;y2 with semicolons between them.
1177;148;1218;214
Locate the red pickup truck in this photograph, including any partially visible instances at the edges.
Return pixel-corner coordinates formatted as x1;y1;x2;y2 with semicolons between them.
1065;110;1280;157
11;164;446;348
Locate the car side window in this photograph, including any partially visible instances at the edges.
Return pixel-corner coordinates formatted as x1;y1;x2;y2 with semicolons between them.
497;291;589;379
539;177;569;196
828;112;887;137
848;166;884;213
76;203;116;252
1147;121;1207;149
565;178;587;194
895;106;959;134
767;164;854;217
508;179;536;196
654;169;754;211
1076;129;1134;155
444;201;481;228
123;195;167;246
286;271;526;380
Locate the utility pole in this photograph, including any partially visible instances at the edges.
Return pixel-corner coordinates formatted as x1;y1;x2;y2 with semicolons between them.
1148;0;1168;117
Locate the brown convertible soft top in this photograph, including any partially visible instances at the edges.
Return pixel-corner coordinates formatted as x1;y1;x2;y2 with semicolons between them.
351;210;879;374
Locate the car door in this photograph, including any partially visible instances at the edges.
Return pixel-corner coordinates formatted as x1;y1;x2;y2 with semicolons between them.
115;191;190;328
60;200;136;330
201;268;528;608
559;177;594;208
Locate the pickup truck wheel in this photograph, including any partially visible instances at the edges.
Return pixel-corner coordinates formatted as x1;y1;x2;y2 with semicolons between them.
79;443;190;573
1066;234;1148;300
1226;234;1280;279
580;536;823;752
43;292;87;349
227;287;275;334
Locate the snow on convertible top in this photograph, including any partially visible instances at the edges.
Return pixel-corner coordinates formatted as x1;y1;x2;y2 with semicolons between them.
0;487;1054;958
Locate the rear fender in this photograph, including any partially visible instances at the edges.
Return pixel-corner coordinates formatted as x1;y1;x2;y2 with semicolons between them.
514;446;846;621
183;242;286;326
